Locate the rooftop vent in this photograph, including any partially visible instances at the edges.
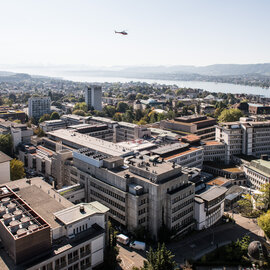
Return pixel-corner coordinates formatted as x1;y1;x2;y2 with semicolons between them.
80;205;85;213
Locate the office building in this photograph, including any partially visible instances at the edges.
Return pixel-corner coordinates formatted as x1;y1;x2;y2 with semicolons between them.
85;86;102;111
28;97;51;120
67;150;195;239
216;118;270;163
160;115;216;140
243;156;270;189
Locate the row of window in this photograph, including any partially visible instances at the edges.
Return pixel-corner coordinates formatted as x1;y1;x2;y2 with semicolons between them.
172;206;193;222
172;190;193;205
90;182;126;203
138;217;146;225
172;198;193;214
90;190;125;212
138;208;147;216
110;208;125;221
171;215;193;231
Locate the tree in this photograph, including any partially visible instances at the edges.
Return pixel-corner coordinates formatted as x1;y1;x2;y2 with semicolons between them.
258;183;270;210
258;210;270;238
103;221;120;269
39;114;50;123
72;109;86;116
0;134;13;156
50;111;60;120
116;102;129;113
141;243;178;270
74;102;88;112
10;159;25;180
34;127;45;137
103;105;116;118
218;108;243;122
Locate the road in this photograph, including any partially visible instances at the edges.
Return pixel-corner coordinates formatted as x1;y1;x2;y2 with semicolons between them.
117;213;265;269
168;213;265;264
118;244;146;270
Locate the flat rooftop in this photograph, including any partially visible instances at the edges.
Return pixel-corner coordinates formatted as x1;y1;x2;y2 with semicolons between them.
197;186;227;202
54;202;109;226
6;177;73;229
47;129;133;157
151;143;189;155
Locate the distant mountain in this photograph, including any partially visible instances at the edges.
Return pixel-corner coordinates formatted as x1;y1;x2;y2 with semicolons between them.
116;63;270;76
0;72;32;82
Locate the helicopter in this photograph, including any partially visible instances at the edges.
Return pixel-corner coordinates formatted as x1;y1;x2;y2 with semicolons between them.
115;30;128;35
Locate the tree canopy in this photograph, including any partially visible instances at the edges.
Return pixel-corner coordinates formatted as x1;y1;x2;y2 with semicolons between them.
10;159;25;181
39;114;50;123
72;109;86;116
218;108;243;122
74;102;88;112
141;243;178;270
258;210;270;238
50;111;60;120
0;134;13;157
116;102;129;113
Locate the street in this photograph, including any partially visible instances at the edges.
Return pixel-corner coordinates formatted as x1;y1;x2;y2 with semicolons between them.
118;213;265;269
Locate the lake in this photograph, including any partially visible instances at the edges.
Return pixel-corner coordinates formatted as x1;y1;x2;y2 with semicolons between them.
61;74;270;97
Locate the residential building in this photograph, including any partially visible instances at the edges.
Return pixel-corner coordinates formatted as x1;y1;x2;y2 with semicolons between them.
0;151;12;183
243;156;270;189
249;103;270;115
85;85;102;111
28;97;51;120
0;177;109;270
194;186;227;230
160;115;216;140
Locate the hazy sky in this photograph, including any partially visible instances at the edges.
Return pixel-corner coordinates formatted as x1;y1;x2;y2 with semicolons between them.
1;0;270;67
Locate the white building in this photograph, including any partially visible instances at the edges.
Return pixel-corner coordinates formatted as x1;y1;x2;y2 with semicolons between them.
0;151;12;183
40;119;67;132
85;86;102;111
28;97;51;119
216;118;270;163
194;186;227;230
243;157;270;189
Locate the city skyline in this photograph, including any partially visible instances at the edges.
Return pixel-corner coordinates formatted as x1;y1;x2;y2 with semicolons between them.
0;0;270;68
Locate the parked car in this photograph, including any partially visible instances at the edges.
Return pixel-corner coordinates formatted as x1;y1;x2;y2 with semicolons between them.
129;241;146;251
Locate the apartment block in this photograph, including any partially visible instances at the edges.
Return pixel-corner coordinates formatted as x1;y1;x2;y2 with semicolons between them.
28;97;51;120
85;86;102;111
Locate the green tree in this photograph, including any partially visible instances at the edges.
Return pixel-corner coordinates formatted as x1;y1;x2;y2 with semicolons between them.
74;102;88;112
50;111;60;120
39;114;50;123
258;210;270;238
116;102;129;113
113;112;122;122
141;243;178;270
0;134;13;156
136;93;143;100
72;109;86;116
122;110;134;123
104;221;120;269
34;127;45;137
103;105;116;118
218;108;243;122
258;183;270;210
10;159;25;180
